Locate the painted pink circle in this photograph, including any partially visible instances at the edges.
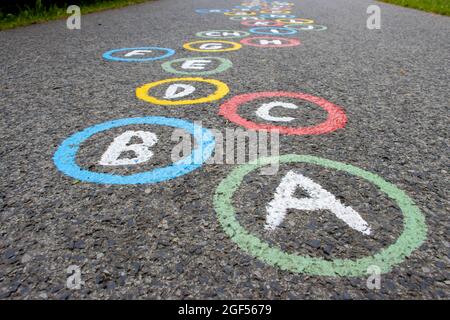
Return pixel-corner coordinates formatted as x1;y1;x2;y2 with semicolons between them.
241;20;286;27
240;36;300;47
218;92;347;135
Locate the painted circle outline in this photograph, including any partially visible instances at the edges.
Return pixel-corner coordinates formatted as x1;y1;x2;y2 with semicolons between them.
196;30;250;39
136;77;229;106
259;14;296;19
224;11;257;16
183;40;242;52
240;37;300;48
161;57;233;75
218;92;346;135
241;20;286;27
249;26;297;35
53;117;215;184
213;154;427;276
276;18;314;24
102;47;175;62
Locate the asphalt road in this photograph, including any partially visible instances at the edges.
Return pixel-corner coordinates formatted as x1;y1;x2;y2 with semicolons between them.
0;0;449;299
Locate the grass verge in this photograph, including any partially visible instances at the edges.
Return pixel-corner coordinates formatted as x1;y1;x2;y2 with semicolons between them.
0;0;152;31
379;0;450;16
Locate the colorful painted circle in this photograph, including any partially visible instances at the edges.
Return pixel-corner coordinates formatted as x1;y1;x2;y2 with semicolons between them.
249;26;297;35
102;47;175;62
240;36;300;48
224;11;257;16
241;20;286;27
276;18;314;24
196;30;250;39
218;92;347;135
183;40;242;52
259;14;296;19
53;117;215;184
213;154;427;276
136;77;229;106
161;57;233;75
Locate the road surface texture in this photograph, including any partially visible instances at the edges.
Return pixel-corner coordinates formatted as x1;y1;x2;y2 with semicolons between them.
0;0;449;299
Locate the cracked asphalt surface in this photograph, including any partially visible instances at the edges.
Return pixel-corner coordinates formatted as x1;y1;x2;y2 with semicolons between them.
0;0;449;299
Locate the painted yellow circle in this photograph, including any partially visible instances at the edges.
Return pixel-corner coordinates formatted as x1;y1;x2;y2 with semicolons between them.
224;11;256;16
183;40;242;53
136;77;229;106
276;18;315;24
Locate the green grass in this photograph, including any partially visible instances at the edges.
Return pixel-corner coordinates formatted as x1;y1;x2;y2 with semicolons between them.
379;0;450;16
0;0;152;30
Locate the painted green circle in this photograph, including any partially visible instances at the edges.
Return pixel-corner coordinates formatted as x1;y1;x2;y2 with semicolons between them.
213;154;427;277
161;57;233;76
196;30;250;39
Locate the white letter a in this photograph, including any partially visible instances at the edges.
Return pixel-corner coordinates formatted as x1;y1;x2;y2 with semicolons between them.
265;170;371;235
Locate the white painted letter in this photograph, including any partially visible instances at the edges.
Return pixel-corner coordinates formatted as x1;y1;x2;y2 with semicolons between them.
205;31;223;37
259;39;283;45
163;84;196;99
265;171;371;235
254;21;271;26
222;31;243;37
99;130;157;166
199;43;224;50
256;101;298;122
124;50;153;57
181;59;212;70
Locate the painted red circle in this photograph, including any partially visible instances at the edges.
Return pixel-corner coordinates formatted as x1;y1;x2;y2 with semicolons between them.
240;36;300;47
218;92;347;135
241;20;286;27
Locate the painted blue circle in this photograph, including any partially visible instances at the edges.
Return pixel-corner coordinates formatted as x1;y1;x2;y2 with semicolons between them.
102;47;175;62
259;14;296;19
249;27;298;35
53;117;215;184
195;9;230;13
